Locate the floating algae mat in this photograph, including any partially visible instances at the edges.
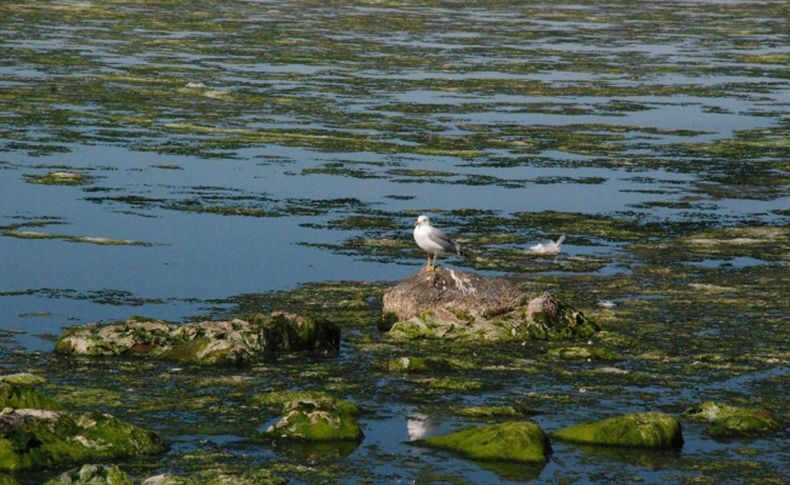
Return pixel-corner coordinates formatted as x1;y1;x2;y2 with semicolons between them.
0;0;787;483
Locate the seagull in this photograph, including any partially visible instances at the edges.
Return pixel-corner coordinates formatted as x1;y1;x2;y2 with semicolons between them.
530;235;565;255
413;214;464;271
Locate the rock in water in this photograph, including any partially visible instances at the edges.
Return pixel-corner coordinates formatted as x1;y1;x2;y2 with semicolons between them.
45;464;132;485
684;401;782;438
382;267;596;341
383;268;522;322
55;312;340;366
551;412;684;449
415;421;551;463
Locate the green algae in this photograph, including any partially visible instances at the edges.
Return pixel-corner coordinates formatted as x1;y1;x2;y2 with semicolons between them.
252;391;361;417
1;221;153;247
45;464;131;485
23;171;93;186
386;356;474;374
684;401;783;438
416;421;551;463
552;412;684;449
452;406;524;419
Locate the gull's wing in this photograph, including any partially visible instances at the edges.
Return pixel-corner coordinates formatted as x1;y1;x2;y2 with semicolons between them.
428;226;461;255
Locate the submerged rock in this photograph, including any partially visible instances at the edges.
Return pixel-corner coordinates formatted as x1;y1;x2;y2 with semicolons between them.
684;401;782;438
551;412;683;449
45;464;131;485
415;421;551;463
383;268;596;341
55;312;340;365
252;390;362;416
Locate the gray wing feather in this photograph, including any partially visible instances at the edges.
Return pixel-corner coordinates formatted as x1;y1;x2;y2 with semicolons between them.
428;228;461;255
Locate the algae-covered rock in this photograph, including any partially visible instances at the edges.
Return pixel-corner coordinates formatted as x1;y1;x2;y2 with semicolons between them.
0;407;165;472
0;382;62;411
55;312;340;366
547;345;622;361
452;406;524;418
0;374;47;387
142;468;284;485
255;392;364;443
386;356;473;373
684;401;782;438
383;268;596;341
552;412;683;449
252;391;361;416
46;464;131;485
415;421;551;463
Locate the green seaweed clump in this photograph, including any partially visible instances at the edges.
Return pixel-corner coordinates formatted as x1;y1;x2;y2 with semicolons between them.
415;421;551;463
684;401;783;438
551;412;683;449
547;345;622;361
46;464;131;485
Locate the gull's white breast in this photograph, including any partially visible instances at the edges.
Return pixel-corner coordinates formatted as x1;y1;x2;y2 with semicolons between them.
414;225;447;255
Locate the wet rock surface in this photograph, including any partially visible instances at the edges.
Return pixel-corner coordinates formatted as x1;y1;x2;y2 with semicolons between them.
552;412;684;449
415;421;552;463
55;312;340;365
383;268;597;340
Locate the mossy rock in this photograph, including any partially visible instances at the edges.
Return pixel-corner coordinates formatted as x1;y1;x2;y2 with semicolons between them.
452;406;523;418
415;421;551;463
684;401;782;438
547;346;622;361
386;356;474;373
55;312;340;366
141;468;285;485
251;391;361;416
551;412;683;449
259;405;364;442
0;409;165;472
45;464;132;485
0;374;47;387
0;383;62;411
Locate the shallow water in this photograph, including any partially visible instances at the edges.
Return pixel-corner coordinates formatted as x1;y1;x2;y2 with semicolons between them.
0;0;788;483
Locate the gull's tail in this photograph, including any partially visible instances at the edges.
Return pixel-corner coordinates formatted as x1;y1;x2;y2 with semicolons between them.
556;235;566;245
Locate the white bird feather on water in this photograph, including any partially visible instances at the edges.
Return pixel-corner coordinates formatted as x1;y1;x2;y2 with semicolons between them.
530;235;566;255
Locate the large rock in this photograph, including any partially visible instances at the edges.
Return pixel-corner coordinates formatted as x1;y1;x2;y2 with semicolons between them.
55;312;340;366
414;421;551;463
684;401;782;438
382;268;596;341
551;412;683;449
